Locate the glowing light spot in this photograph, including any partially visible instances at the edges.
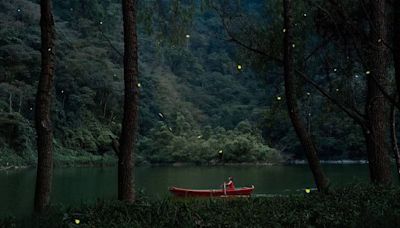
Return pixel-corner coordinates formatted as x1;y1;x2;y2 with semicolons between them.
333;68;337;72
276;96;282;101
29;107;33;111
303;13;307;17
113;74;117;77
137;83;141;88
17;9;21;12
308;113;311;116
74;219;80;224
158;113;164;118
305;188;311;193
70;8;73;11
99;21;103;25
197;135;202;139
218;150;223;154
185;34;190;38
306;92;311;96
169;127;173;131
336;88;339;92
365;70;371;75
237;64;242;70
292;44;296;48
355;74;359;78
282;28;286;33
48;48;52;52
377;39;382;43
61;90;64;94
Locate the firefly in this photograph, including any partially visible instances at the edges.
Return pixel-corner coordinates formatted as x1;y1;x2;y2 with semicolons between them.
365;70;371;75
306;92;311;96
17;9;21;12
336;88;339;92
137;83;141;88
282;28;286;33
185;34;190;38
276;96;282;101
333;68;337;72
61;90;64;94
237;64;242;70
74;219;80;224
303;13;307;17
292;44;296;48
218;150;223;154
48;48;52;52
197;135;202;139
99;21;103;25
158;113;164;118
305;188;311;194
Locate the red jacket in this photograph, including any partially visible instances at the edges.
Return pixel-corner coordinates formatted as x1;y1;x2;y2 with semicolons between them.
226;180;235;190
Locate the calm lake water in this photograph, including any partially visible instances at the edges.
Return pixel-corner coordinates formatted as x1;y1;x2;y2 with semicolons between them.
0;164;385;217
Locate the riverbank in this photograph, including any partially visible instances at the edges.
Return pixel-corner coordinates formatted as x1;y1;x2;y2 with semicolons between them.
1;185;399;227
0;158;374;171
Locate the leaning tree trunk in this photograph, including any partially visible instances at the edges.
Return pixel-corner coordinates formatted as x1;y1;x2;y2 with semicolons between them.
118;0;139;203
34;0;55;213
364;0;392;185
283;0;329;191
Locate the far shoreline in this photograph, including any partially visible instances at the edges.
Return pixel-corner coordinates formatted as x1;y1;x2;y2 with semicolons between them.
0;159;370;171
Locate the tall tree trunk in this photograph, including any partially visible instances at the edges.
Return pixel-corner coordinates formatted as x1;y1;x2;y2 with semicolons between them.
119;0;139;203
364;0;392;185
283;0;329;191
393;0;400;182
34;0;55;213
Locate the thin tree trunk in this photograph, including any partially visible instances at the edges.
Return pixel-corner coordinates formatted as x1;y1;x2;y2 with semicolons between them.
364;0;392;185
18;92;22;113
283;0;329;191
390;102;400;180
34;0;55;213
119;0;139;203
9;92;12;113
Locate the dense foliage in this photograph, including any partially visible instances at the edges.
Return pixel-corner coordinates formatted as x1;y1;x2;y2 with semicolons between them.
0;0;383;166
2;185;400;227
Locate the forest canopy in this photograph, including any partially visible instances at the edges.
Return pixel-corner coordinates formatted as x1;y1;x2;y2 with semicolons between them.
0;0;376;166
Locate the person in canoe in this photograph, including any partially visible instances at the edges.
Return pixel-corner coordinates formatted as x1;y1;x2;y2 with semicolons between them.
224;176;235;190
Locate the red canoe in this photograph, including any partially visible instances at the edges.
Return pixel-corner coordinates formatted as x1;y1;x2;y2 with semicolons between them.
169;185;255;197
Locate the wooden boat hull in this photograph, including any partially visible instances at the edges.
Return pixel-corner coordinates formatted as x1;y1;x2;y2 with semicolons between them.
169;185;255;197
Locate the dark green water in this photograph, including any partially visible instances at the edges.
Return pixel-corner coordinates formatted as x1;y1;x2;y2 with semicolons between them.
0;164;373;217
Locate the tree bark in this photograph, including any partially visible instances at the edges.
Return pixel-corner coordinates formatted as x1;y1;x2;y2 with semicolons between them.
394;0;400;95
364;0;392;185
283;0;329;191
390;103;400;180
119;0;139;203
34;0;55;213
393;0;400;182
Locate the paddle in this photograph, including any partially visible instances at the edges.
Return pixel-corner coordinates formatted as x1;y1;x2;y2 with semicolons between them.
223;182;227;195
